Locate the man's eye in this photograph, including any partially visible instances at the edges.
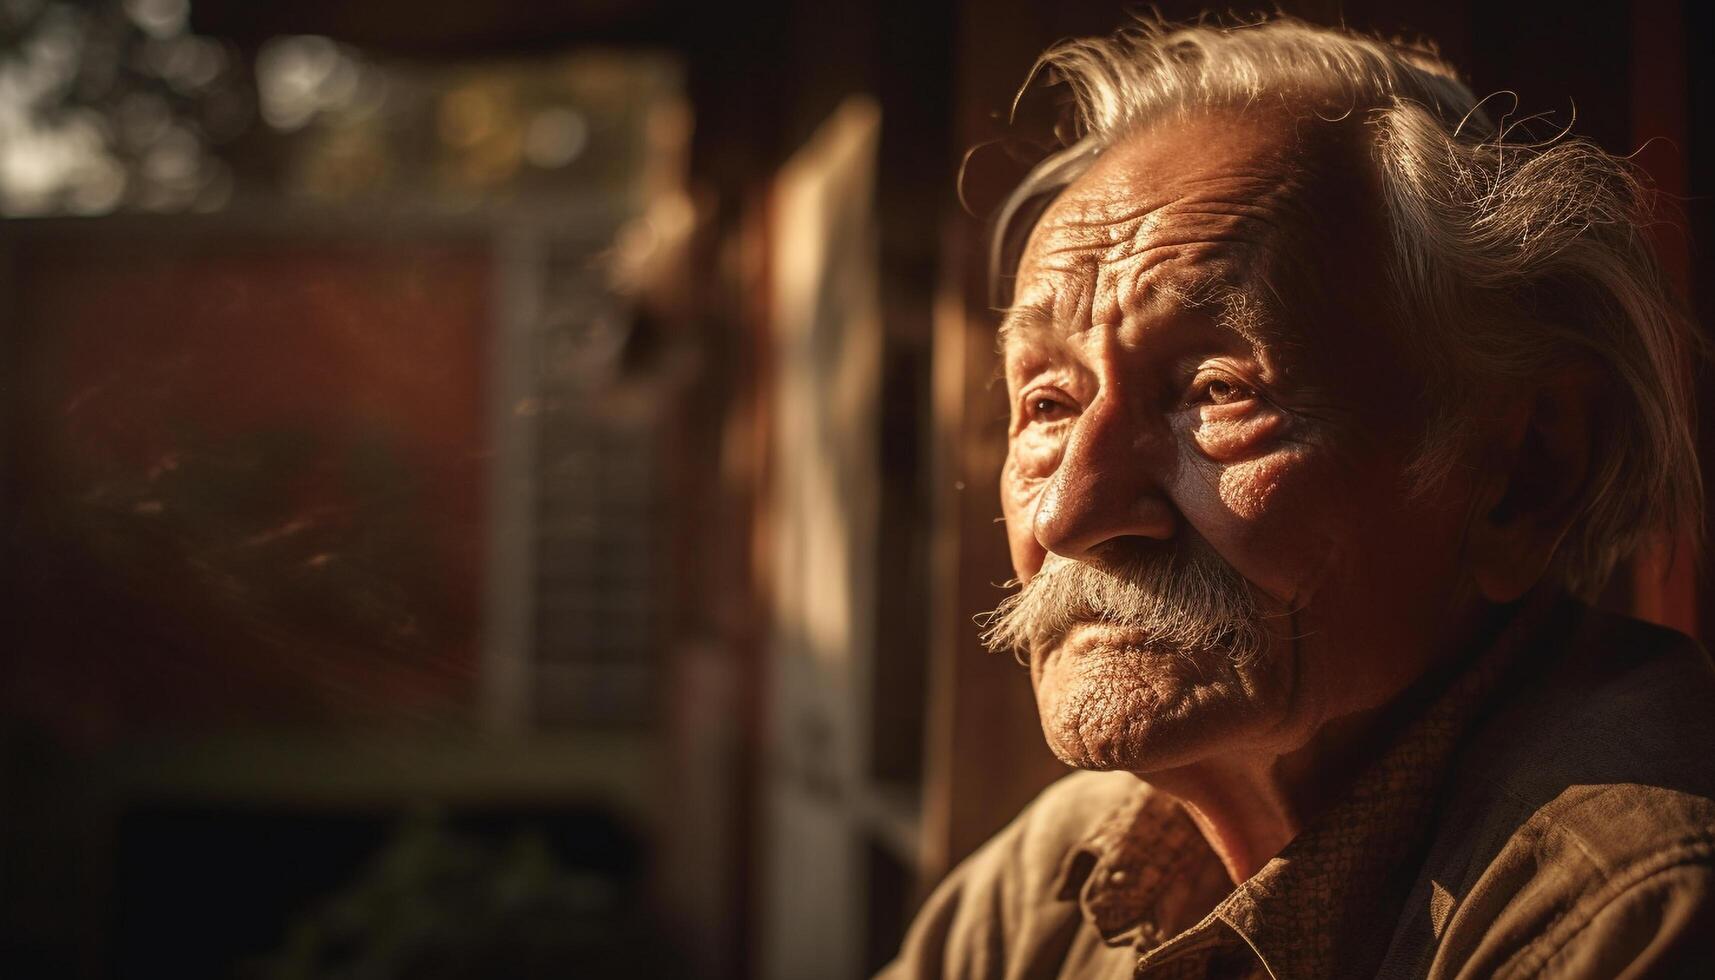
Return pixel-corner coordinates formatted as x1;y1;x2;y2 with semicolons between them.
1025;393;1073;422
1192;376;1255;407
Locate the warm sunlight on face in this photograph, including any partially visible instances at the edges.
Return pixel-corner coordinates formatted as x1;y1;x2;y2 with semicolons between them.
997;110;1481;775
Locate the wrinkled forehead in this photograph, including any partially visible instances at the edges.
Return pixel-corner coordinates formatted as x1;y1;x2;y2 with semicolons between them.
1007;110;1387;344
1000;262;1275;362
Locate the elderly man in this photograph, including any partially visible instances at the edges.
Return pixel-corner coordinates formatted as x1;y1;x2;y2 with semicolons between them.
881;17;1715;980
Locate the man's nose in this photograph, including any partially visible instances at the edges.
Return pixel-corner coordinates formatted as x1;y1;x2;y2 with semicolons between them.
1033;394;1176;559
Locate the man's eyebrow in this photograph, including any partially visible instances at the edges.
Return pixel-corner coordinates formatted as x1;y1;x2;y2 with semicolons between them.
1212;287;1275;351
1153;275;1280;353
995;305;1058;355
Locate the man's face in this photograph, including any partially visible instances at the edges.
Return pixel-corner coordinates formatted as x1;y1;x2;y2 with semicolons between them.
998;111;1481;774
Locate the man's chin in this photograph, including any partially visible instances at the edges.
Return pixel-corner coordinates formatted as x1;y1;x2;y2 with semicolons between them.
1032;625;1259;773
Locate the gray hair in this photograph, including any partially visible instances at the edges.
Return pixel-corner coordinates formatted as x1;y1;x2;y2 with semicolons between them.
991;15;1702;596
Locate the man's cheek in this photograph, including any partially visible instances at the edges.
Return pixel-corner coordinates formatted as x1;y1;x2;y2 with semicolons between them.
1000;454;1048;580
1178;448;1343;596
1010;428;1063;480
1214;450;1306;522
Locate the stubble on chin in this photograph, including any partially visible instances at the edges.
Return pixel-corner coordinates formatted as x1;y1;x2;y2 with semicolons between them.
1032;624;1269;772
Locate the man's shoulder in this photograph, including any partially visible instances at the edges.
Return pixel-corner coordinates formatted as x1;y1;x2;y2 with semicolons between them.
875;771;1146;979
1017;769;1145;838
1383;609;1715;976
976;769;1144;888
1468;604;1715;815
1419;608;1715;975
930;769;1150;920
1426;770;1715;976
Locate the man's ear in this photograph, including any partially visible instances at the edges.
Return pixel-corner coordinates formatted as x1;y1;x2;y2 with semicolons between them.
1465;365;1601;603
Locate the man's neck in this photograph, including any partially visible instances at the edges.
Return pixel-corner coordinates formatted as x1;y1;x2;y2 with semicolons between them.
1142;591;1518;883
1143;700;1391;883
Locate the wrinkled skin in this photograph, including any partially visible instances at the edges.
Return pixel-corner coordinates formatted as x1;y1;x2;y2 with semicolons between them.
999;109;1487;794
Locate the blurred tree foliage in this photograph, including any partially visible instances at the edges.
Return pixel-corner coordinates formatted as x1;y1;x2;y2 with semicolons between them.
247;808;667;980
0;0;251;213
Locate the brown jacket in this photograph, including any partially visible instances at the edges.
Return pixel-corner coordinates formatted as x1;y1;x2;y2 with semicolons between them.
879;598;1715;979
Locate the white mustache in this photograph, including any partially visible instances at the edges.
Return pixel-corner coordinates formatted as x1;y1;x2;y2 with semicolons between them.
979;549;1266;665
